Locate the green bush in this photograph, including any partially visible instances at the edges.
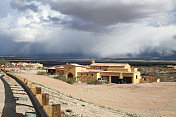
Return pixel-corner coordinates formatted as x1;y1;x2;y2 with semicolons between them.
66;78;75;84
125;113;138;117
37;71;46;75
87;79;100;85
56;76;67;82
37;67;41;70
55;76;75;84
65;109;72;113
0;58;8;66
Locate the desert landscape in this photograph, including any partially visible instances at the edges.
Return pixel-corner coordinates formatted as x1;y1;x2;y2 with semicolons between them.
1;0;176;116
10;68;176;117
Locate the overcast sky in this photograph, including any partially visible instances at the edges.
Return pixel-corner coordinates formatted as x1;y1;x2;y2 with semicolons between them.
0;0;176;57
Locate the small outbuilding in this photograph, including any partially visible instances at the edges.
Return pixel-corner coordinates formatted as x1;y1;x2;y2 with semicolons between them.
47;67;56;75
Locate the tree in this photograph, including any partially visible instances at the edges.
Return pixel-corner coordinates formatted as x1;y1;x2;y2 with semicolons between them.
0;58;8;66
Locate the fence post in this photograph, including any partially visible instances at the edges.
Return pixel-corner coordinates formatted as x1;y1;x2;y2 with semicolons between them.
43;104;61;117
36;87;42;94
42;93;49;105
52;104;61;117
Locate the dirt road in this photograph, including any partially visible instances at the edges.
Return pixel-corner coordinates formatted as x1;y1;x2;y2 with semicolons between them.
17;72;176;117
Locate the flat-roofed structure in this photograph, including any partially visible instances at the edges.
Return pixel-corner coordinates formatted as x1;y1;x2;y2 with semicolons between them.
63;61;141;84
55;65;65;76
76;62;141;84
11;62;43;68
64;63;86;80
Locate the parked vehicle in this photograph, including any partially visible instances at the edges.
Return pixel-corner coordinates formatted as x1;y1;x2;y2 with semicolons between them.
97;78;108;83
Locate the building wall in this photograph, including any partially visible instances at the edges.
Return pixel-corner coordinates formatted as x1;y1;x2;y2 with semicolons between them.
77;72;99;82
140;76;160;83
90;65;132;72
99;72;141;84
56;69;65;76
132;72;141;84
131;67;138;72
65;65;76;79
14;62;43;68
75;67;85;77
90;66;109;70
100;72;121;76
64;64;86;80
107;68;130;72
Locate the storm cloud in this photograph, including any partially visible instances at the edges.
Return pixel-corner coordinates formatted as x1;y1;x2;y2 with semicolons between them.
0;0;176;57
40;0;175;27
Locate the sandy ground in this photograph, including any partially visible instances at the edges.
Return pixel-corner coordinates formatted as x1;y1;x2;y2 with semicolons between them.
16;71;176;117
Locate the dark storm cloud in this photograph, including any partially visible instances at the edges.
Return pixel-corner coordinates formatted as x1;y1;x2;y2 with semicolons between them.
45;15;102;32
0;34;45;56
62;16;103;32
11;0;38;12
40;0;168;26
0;35;26;56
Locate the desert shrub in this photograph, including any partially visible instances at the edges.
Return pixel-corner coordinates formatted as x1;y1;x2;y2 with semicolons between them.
37;67;41;70
125;113;138;117
56;76;67;82
66;78;75;84
55;76;75;84
87;79;101;85
37;71;46;75
0;58;8;66
9;69;15;71
22;67;26;70
65;109;72;113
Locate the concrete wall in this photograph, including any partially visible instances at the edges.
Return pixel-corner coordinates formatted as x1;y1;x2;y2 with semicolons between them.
56;69;64;76
65;64;86;80
100;72;121;76
107;68;130;72
90;66;109;70
140;76;160;83
131;68;138;72
65;65;76;79
77;72;98;82
132;72;141;84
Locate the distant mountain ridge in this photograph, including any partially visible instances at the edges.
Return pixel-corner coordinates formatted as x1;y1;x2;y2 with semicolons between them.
0;50;176;60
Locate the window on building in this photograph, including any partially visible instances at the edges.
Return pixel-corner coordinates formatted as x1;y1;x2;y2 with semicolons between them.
81;73;82;76
87;74;88;76
136;75;138;79
92;74;93;76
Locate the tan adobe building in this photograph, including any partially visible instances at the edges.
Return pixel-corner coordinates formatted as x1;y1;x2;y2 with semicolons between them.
55;65;65;76
11;62;43;68
140;76;160;83
64;63;86;80
63;61;141;84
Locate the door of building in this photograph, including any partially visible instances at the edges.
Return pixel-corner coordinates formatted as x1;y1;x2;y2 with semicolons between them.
111;76;122;84
123;77;132;83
